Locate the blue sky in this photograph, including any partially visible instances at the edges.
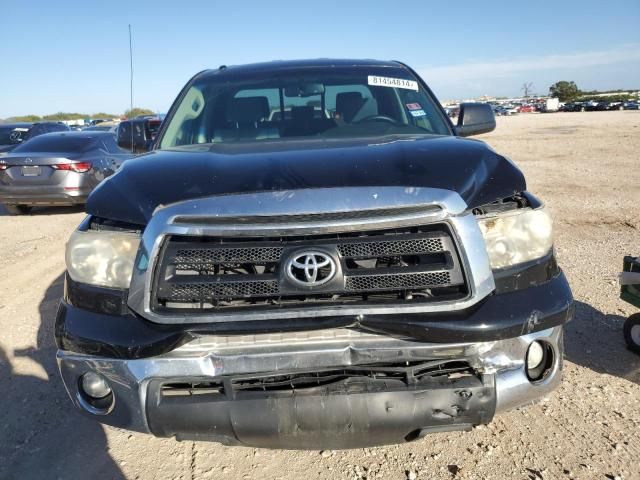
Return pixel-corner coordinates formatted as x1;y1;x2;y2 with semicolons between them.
1;0;639;117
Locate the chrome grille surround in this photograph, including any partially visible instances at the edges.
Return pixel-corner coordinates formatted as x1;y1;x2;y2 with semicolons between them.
126;187;495;324
154;228;463;308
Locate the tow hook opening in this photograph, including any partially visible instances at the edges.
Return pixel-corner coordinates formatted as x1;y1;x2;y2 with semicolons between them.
77;372;115;415
525;340;555;382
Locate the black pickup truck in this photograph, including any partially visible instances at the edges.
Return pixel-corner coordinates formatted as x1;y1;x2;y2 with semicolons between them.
56;59;573;449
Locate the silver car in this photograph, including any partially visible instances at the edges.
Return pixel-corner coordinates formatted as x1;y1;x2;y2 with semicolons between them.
0;131;133;214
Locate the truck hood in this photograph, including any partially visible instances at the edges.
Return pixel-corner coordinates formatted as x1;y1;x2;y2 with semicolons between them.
86;135;526;225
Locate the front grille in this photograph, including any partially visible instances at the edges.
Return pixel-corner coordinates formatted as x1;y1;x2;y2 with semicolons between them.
152;225;467;312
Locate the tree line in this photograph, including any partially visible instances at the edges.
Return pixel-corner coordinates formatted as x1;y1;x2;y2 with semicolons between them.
3;108;156;123
549;81;638;103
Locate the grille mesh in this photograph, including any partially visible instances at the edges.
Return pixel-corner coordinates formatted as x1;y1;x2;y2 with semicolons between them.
345;271;451;292
338;237;444;258
169;280;279;301
173;246;283;269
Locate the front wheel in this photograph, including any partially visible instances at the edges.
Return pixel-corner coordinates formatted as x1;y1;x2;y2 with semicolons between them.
623;313;640;354
3;204;32;215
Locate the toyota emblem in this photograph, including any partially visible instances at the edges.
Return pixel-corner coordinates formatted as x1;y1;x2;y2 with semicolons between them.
285;251;336;287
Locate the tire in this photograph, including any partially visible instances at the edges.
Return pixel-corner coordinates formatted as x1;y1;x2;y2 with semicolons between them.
623;313;640;355
3;204;32;215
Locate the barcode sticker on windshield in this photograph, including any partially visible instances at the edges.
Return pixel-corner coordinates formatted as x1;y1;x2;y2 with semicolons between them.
368;76;419;91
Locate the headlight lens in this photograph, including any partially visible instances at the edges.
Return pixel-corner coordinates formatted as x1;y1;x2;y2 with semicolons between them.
65;229;141;288
477;207;553;269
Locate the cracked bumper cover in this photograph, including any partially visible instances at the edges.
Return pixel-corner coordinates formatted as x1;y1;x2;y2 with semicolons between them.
57;326;564;448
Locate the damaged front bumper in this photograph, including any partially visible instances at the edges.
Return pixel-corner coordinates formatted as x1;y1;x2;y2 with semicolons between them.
57;325;564;449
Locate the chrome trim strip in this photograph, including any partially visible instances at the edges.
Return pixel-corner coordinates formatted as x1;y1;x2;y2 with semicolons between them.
127;186;494;325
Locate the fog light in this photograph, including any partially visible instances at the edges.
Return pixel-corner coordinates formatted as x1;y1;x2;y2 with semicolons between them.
81;372;111;399
525;340;553;382
526;341;544;370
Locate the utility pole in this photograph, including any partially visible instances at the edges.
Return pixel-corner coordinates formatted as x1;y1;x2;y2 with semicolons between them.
522;82;534;98
129;24;134;116
128;24;134;152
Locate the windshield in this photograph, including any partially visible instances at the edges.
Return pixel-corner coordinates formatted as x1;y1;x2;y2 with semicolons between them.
0;126;30;145
12;135;95;153
159;67;451;149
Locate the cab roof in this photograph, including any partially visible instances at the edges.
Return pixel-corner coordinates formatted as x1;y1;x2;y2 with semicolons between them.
197;58;407;80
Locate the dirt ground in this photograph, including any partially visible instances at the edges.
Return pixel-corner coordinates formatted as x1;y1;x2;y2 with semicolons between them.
0;111;639;480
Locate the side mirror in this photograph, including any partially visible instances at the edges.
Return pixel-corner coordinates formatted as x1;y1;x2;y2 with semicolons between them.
455;103;496;137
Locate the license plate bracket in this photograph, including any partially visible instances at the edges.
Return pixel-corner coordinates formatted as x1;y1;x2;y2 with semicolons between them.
21;166;41;176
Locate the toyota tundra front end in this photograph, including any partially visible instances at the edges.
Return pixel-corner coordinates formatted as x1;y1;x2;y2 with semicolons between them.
56;59;573;448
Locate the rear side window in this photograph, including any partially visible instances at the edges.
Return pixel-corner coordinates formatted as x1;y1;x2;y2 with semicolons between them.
0;126;30;144
12;135;95;153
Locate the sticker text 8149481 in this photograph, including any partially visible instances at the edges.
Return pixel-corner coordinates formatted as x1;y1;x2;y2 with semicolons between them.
368;75;419;91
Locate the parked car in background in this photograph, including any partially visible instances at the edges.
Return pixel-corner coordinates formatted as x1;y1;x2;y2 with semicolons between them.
83;121;120;133
0;131;133;214
117;116;163;153
0;122;70;153
605;102;624;111
584;101;603;112
136;114;166;121
584;102;599;111
495;105;518;116
443;105;459;118
517;104;535;113
623;101;640;110
560;102;586;112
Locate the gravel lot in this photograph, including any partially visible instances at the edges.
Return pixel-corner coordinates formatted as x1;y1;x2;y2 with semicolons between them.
0;111;638;480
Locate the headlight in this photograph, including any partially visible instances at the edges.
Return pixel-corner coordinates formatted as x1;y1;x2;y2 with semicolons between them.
477;207;553;269
65;229;141;288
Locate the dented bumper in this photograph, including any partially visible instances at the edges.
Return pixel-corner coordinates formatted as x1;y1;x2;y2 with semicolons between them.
57;324;564;449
